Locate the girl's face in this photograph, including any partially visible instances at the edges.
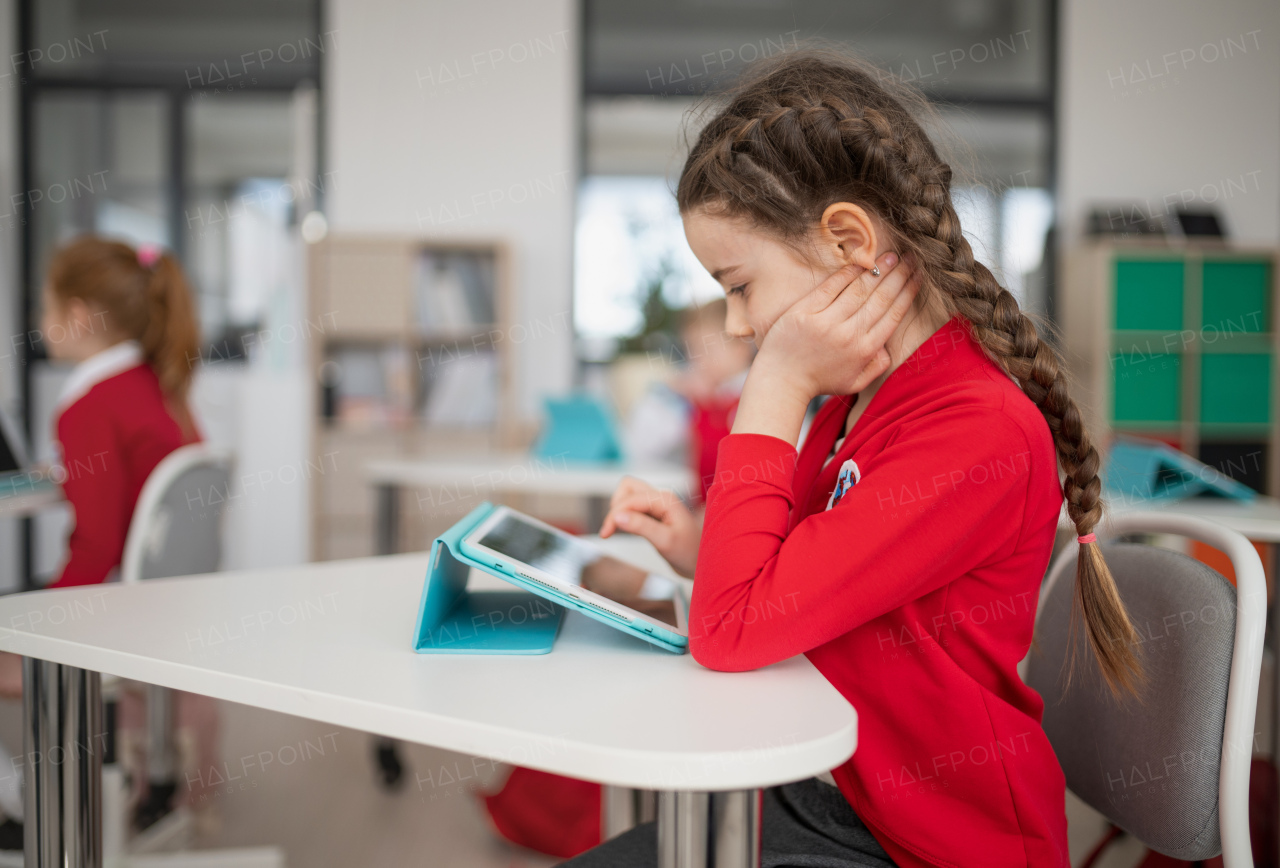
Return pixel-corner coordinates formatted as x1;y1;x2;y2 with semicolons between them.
38;285;113;363
682;209;843;345
39;286;74;361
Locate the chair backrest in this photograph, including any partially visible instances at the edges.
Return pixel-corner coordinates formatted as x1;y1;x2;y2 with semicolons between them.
1025;513;1264;867
120;444;233;584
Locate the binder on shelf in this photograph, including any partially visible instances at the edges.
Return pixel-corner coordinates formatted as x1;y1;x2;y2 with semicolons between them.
414;251;497;335
420;352;498;426
413;502;565;654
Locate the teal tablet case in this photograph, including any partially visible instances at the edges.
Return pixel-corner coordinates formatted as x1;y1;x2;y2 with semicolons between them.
415;502;687;655
533;394;624;462
1106;436;1257;502
413;502;565;654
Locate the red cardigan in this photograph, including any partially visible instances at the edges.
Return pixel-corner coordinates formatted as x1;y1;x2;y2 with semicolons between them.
53;363;194;588
692;316;1068;868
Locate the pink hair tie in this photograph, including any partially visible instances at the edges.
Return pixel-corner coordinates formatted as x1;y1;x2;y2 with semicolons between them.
136;244;162;269
1077;533;1097;545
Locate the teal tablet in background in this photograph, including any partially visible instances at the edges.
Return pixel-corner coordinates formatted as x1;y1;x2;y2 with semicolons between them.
534;395;624;463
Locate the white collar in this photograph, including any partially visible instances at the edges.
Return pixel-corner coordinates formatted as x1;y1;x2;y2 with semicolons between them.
55;340;145;412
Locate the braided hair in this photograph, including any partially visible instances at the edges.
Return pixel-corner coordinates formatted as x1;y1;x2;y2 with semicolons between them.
678;49;1142;696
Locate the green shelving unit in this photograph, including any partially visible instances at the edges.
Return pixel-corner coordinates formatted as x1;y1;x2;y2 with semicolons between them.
1063;242;1279;495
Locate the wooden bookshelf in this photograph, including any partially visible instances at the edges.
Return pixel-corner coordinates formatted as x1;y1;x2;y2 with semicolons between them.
1061;240;1279;495
306;235;517;561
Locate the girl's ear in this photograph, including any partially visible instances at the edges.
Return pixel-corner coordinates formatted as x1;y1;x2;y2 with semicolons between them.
819;202;879;272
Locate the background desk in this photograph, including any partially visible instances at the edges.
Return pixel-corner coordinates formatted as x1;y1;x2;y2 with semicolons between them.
1106;493;1280;543
0;485;61;520
0;536;855;866
0;484;64;593
366;453;694;553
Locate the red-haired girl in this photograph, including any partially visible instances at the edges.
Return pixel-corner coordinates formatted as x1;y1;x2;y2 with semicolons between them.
39;236;201;587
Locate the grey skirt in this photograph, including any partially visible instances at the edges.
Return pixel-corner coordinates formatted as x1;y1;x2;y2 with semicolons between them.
558;778;898;868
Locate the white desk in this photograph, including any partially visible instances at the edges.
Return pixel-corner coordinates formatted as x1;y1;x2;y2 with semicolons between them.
367;453;694;552
1106;493;1280;543
0;537;855;866
0;484;62;519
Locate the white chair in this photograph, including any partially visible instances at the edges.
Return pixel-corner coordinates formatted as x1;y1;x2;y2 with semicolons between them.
1026;512;1265;867
122;444;233;822
121;443;233;586
105;445;282;866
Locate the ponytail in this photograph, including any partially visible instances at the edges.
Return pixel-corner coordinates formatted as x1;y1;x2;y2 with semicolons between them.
138;251;199;403
138;250;200;438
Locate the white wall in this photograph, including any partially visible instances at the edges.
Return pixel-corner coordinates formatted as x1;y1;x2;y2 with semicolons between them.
325;0;578;419
1059;0;1280;247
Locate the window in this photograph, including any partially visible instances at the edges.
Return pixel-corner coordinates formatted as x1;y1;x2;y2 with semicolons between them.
577;0;1057;351
20;0;324;355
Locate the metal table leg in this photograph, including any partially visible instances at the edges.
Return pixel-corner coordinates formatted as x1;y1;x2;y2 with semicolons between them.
657;789;760;868
373;485;408;789
24;657;103;867
602;786;657;840
375;484;401;556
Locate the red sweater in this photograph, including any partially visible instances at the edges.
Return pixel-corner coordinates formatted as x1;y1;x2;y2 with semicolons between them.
692;316;1068;868
690;395;739;503
53;362;194;588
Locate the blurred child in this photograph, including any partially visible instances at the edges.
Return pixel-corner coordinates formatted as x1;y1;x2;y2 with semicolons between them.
623;299;753;502
673;299;754;502
40;236;201;586
33;236;217;827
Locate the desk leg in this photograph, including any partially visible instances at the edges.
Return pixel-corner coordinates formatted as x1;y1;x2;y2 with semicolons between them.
23;658;102;867
376;484;401;556
602;786;656;840
370;483;406;792
657;789;759;868
587;496;608;535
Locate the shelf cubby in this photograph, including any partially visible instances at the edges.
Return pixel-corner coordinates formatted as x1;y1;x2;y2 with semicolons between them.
1063;241;1278;495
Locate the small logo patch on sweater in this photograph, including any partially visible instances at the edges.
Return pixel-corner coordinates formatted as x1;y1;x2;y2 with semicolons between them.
826;459;861;510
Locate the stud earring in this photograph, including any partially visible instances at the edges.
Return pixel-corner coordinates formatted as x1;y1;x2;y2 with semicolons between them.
870;265;881;277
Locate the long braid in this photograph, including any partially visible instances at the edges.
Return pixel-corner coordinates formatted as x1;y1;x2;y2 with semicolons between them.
926;197;1142;696
678;49;1143;696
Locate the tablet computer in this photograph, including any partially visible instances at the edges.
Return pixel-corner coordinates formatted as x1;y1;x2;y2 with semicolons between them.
459;505;688;652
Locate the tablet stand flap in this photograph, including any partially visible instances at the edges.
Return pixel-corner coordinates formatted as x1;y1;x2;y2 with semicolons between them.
413;502;564;654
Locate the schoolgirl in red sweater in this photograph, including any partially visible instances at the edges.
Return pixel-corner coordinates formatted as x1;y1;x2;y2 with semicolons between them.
571;51;1143;868
39;237;201;587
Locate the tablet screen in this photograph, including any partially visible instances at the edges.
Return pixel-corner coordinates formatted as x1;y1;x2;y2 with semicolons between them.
476;513;680;627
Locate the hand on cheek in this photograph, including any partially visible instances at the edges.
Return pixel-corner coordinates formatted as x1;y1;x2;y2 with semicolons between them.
732;251;920;444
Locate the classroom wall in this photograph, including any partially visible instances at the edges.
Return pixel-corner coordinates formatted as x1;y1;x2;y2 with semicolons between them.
1058;0;1280;248
324;0;579;420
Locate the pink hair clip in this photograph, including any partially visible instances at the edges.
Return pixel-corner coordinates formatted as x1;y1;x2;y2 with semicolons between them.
1077;533;1097;545
136;244;162;269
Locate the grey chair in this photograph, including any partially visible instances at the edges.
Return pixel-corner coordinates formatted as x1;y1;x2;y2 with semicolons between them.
1026;512;1265;867
119;444;233;832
